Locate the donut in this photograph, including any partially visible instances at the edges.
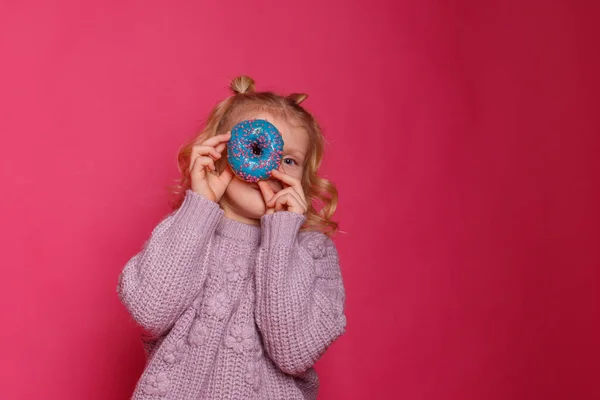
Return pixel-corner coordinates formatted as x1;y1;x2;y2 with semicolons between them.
226;119;284;182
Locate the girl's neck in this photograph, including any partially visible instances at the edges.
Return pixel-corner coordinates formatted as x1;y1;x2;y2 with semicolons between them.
215;211;261;245
219;199;260;226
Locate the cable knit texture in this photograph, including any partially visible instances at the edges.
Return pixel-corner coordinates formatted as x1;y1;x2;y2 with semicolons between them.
117;189;347;399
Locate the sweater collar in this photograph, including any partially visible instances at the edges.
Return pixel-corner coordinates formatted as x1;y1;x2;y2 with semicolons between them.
216;216;261;245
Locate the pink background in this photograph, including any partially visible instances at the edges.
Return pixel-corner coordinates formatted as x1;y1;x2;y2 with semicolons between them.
1;0;599;399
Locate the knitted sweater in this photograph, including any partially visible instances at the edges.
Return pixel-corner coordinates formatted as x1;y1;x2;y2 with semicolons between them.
117;189;347;399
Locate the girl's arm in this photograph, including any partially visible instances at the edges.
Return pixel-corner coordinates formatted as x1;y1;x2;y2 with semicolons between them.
255;211;347;376
117;189;223;338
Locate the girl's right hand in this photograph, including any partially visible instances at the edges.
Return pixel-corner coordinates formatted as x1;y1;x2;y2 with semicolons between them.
190;132;234;202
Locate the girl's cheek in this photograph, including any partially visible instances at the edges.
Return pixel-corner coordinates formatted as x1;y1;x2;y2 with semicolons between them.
280;163;302;178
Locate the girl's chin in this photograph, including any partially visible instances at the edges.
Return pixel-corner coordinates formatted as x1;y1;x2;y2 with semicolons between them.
222;200;266;222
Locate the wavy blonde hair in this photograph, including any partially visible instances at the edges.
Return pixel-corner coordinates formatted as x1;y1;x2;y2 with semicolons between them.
169;76;339;235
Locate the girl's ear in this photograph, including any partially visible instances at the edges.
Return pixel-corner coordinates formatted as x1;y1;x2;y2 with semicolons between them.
288;93;308;105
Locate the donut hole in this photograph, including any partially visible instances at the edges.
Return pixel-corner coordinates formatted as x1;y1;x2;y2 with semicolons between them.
251;142;263;156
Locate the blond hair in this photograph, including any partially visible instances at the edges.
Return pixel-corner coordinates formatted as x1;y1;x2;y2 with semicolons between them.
169;76;339;235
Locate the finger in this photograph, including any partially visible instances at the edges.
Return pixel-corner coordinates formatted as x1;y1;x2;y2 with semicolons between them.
258;181;275;203
272;193;304;213
270;170;307;206
191;145;222;160
199;157;217;172
191;156;216;175
270;169;300;186
269;192;306;213
267;187;307;210
275;198;285;211
267;187;306;210
201;131;231;147
190;155;204;176
215;142;227;154
271;169;305;198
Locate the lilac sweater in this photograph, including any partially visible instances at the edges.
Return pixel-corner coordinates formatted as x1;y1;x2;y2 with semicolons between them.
117;189;347;399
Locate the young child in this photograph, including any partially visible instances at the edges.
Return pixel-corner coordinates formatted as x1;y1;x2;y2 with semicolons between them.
117;76;347;399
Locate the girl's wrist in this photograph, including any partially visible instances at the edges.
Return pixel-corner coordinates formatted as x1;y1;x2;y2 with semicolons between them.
260;211;306;248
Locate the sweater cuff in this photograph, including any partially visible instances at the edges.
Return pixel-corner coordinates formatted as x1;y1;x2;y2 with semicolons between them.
171;189;224;232
260;211;306;248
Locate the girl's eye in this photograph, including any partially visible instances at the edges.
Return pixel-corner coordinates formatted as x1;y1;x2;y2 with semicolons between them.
283;158;297;166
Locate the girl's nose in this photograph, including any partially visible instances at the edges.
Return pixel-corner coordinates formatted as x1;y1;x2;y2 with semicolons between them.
278;161;288;174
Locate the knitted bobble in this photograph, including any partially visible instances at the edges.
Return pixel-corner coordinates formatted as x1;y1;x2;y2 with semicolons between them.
224;324;255;354
162;339;186;364
225;254;249;282
205;291;229;319
305;236;328;259
143;372;170;396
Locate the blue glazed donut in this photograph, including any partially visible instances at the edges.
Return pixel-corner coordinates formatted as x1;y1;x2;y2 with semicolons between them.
227;119;284;182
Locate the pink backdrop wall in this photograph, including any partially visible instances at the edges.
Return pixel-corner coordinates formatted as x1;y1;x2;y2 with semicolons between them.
1;1;598;399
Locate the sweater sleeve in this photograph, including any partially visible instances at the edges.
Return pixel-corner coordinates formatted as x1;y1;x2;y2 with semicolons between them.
255;211;347;376
117;189;223;338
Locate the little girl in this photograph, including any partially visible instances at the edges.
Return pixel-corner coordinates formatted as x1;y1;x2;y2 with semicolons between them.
117;76;347;399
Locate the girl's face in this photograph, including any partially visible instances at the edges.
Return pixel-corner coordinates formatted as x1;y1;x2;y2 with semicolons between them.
220;112;310;225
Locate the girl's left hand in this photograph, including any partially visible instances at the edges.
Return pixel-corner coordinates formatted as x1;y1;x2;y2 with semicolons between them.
258;169;308;215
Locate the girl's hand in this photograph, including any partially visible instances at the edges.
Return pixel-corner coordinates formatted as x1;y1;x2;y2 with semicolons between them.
258;169;308;215
190;132;234;202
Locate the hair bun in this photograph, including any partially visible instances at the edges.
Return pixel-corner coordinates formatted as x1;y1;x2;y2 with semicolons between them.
288;93;308;105
230;76;256;94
